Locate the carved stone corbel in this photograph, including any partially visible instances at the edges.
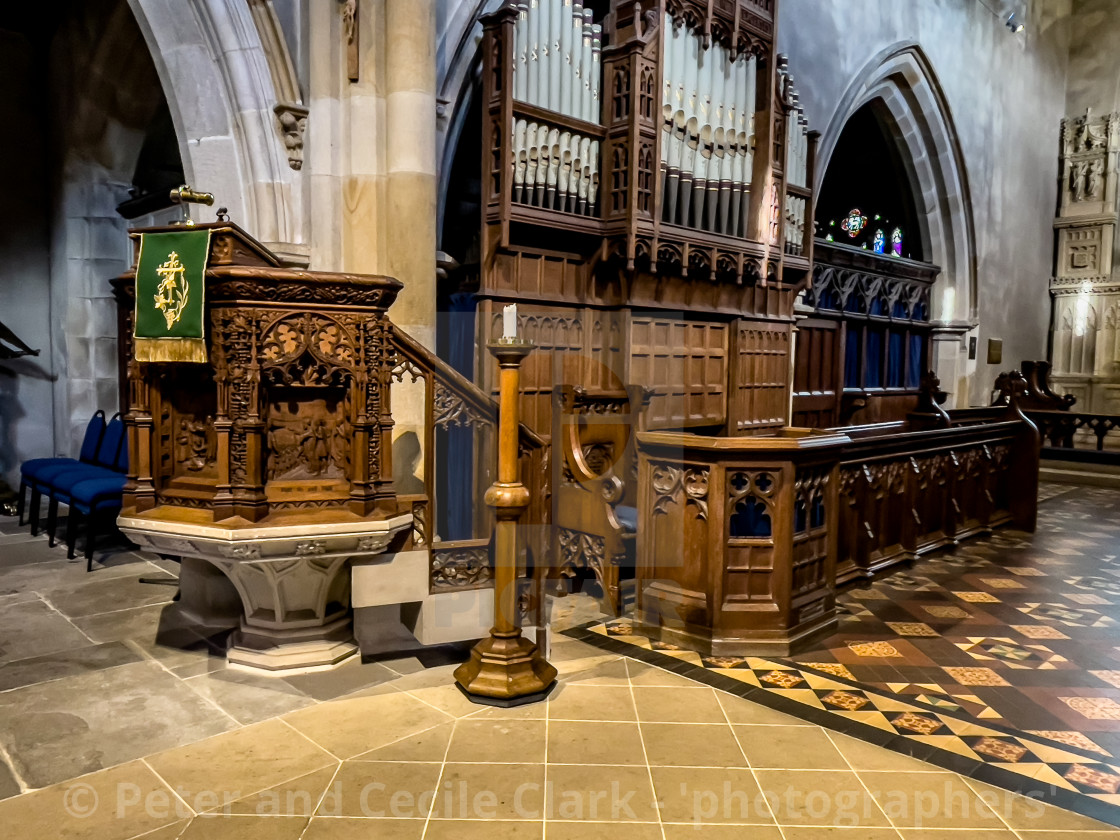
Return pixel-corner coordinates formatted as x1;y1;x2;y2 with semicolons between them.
274;104;309;171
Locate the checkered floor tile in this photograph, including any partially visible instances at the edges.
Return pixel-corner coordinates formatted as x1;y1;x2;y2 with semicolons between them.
565;483;1120;827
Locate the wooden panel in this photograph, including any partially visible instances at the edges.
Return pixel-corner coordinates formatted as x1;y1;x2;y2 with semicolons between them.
792;319;839;427
629;317;728;429
635;401;1041;655
487;250;585;301
734;321;791;433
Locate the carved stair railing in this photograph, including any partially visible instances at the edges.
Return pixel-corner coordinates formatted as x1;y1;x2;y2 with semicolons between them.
390;326;548;603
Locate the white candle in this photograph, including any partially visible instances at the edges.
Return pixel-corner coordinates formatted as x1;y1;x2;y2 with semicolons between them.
502;303;518;339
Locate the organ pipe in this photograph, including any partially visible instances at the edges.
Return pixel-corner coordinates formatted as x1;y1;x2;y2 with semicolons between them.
660;12;757;236
504;2;809;231
510;0;601;215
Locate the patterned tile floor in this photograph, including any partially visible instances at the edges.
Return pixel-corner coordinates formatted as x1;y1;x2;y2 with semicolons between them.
568;484;1120;827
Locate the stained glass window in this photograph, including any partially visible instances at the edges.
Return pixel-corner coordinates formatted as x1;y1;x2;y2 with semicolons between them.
892;228;903;257
840;208;867;237
872;229;886;254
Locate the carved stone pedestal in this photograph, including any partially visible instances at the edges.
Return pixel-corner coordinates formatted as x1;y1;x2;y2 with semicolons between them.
229;615;357;673
120;511;411;673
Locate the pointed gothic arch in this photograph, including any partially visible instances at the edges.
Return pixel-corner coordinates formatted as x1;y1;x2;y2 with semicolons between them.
126;0;306;260
815;43;977;327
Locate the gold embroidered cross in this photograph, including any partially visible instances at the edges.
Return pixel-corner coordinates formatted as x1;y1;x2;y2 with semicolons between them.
154;251;189;329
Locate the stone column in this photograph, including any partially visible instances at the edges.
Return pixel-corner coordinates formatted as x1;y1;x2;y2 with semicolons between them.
384;0;438;490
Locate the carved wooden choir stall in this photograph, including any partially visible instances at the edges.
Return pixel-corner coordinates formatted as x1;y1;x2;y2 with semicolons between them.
113;222;412;672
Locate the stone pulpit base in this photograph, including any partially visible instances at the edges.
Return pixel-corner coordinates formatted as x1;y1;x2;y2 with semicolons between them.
122;511;411;672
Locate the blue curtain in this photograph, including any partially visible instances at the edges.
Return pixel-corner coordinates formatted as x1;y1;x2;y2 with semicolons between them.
441;293;477;540
845;328;861;388
887;331;905;388
907;334;925;388
811;494;826;529
730;498;772;538
794;500;807;533
866;329;883;387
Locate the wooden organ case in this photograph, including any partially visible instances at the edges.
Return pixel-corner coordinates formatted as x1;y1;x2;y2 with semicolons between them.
477;0;817;438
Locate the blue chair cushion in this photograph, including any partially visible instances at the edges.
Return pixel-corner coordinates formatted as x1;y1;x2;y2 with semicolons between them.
32;461;104;486
43;465;119;502
69;475;128;515
615;505;638;533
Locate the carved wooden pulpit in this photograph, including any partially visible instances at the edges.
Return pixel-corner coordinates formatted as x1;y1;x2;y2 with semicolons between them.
112;222;412;671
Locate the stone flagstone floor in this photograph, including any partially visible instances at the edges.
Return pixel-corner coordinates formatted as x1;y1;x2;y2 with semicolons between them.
0;487;1115;836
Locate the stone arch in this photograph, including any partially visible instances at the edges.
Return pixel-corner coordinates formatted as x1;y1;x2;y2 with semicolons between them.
815;43;977;326
126;0;306;261
436;0;504;244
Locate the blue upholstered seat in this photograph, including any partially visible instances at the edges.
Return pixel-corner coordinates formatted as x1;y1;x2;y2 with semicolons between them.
17;410;106;528
615;505;638;533
39;415;128;552
65;473;131;569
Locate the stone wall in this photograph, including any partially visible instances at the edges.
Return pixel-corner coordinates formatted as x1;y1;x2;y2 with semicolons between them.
778;0;1072;407
1067;0;1120;116
0;0;441;486
0;30;54;482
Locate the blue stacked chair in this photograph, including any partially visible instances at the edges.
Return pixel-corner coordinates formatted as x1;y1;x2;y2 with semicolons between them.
17;410;107;533
65;466;131;570
34;416;127;564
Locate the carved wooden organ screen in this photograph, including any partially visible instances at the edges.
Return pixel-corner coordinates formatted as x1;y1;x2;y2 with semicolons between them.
479;0;817;439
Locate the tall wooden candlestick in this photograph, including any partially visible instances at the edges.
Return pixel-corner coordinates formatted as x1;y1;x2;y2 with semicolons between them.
454;337;557;706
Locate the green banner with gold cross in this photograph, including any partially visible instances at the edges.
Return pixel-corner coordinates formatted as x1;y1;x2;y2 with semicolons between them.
133;230;211;363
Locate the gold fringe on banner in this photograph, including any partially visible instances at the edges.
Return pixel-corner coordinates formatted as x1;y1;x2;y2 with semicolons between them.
134;337;208;364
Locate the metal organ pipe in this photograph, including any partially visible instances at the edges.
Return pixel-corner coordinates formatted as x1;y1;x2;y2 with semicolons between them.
580;11;594;122
678;26;701;227
661;20;686;223
547;0;562;112
780;65;810;255
661;13;757;236
559;0;574;118
591;24;602;124
515;3;529;104
509;0;601;215
526;0;541;107
715;47;739;235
